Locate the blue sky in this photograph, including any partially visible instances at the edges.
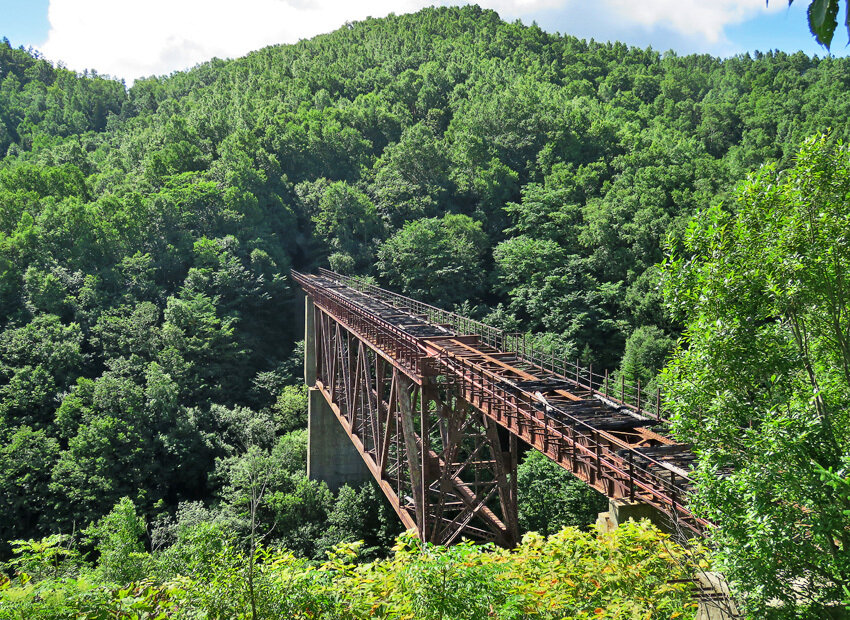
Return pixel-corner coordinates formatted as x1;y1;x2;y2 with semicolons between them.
3;0;50;49
524;2;838;57
0;0;844;83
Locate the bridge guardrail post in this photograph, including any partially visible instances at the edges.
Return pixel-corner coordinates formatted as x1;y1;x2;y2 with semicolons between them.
636;378;641;413
656;388;661;421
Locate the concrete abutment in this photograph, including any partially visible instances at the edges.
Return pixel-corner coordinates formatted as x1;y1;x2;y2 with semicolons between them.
597;499;740;619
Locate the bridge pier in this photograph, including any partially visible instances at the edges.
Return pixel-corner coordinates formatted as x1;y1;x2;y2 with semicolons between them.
596;499;674;534
304;292;316;386
304;296;370;492
307;386;371;491
596;500;741;618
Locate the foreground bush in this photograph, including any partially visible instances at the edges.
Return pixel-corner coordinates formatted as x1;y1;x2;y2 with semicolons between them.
0;520;699;619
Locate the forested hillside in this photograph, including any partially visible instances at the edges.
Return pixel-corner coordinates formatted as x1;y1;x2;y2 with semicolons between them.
2;6;850;615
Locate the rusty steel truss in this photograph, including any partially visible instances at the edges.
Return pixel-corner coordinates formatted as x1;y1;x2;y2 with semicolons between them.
293;269;710;545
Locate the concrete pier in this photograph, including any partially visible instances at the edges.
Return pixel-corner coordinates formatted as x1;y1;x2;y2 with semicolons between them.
596;498;670;532
597;499;741;619
304;294;316;386
306;387;371;491
304;296;370;492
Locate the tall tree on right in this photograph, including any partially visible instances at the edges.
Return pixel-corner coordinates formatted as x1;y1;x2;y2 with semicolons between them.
661;134;850;615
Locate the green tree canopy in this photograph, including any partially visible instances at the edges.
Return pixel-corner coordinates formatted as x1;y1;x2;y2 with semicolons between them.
517;450;607;535
377;213;488;308
661;133;850;615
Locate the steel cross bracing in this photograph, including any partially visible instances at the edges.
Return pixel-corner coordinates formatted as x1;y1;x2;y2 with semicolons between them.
293;269;710;545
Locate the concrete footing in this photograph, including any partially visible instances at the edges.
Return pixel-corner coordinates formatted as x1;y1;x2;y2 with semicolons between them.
306;387;371;492
596;498;670;533
597;500;740;619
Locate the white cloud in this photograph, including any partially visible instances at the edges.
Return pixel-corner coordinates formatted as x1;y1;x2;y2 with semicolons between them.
41;0;428;82
38;0;789;83
601;0;784;43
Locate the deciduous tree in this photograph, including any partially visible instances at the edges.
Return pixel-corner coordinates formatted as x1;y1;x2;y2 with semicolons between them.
661;133;850;615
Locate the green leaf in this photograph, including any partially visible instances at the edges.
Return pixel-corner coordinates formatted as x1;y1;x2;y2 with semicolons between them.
808;0;839;48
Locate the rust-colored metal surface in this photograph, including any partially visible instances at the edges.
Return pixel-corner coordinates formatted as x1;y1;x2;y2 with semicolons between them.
293;269;709;543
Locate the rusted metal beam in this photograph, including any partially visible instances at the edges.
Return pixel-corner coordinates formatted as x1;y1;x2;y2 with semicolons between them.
293;269;709;541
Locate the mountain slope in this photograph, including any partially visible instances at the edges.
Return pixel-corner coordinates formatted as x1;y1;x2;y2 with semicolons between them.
1;4;849;550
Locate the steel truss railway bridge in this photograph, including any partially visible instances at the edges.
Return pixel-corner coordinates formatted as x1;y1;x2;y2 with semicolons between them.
293;268;709;547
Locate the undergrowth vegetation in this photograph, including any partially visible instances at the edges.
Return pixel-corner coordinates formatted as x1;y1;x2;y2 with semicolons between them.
0;520;701;620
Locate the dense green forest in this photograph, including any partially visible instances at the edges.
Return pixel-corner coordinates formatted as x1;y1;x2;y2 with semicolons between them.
2;5;850;617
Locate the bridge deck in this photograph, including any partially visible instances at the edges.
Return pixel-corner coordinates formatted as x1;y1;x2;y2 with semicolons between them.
294;269;709;536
